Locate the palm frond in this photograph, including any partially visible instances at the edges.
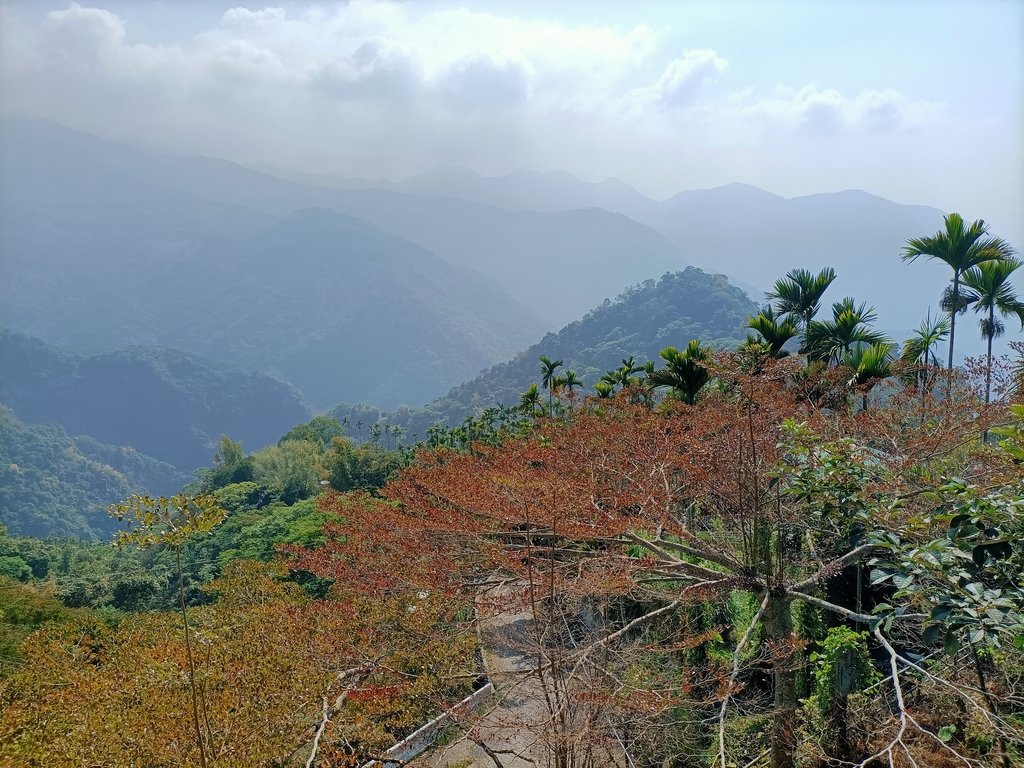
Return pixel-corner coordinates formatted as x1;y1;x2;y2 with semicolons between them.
766;267;836;325
962;257;1024;329
900;310;949;363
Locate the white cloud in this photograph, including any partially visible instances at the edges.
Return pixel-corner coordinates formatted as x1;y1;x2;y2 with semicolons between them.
15;3;937;141
436;55;531;113
727;86;938;135
313;39;421;102
623;49;728;112
221;6;287;28
15;2;661;102
42;3;124;48
0;0;977;214
0;2;665;165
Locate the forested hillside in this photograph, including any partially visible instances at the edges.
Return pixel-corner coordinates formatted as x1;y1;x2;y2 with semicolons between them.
3;232;1023;766
0;118;548;408
162;207;547;407
0;330;311;471
4;342;1022;767
350;268;757;438
1;3;1019;765
0;118;683;331
258;163;952;343
0;406;186;538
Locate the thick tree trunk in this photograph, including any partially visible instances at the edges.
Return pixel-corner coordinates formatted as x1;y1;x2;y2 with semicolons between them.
834;695;851;760
764;591;797;768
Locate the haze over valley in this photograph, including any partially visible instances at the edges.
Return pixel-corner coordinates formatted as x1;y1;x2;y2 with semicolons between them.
0;117;979;411
1;5;1023;767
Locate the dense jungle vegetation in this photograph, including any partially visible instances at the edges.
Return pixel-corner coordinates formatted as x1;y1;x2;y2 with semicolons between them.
1;214;1023;768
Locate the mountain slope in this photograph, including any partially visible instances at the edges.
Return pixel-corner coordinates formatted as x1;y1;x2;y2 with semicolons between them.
0;118;548;408
161;158;687;328
370;267;757;439
155;207;549;407
1;118;686;329
0;330;312;471
0;405;186;539
254;159;954;342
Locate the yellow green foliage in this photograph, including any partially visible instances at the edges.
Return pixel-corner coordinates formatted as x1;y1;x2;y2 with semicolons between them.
0;560;476;767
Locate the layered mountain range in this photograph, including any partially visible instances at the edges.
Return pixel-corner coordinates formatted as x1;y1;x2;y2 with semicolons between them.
0;329;316;537
0;329;311;472
252;160;951;339
350;267;759;440
2;117;953;414
0;116;974;536
0;118;552;409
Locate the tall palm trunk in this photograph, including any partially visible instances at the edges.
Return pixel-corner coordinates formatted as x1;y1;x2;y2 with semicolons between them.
803;309;814;368
985;304;995;404
947;272;959;371
982;305;996;442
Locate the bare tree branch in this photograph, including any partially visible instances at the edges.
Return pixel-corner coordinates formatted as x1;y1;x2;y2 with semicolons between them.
790;543;881;592
719;593;769;768
305;697;329;768
787;589;876;624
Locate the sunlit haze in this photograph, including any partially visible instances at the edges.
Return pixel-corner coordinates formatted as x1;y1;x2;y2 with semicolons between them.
2;0;1021;242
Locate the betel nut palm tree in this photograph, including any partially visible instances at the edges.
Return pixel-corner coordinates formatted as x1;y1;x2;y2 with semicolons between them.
557;369;582;394
766;267;837;357
555;369;583;409
844;342;895;411
961;257;1024;404
900;309;950;394
520;382;543;415
803;297;889;365
901;213;1015;370
649;339;711;405
746;306;800;359
538;354;564;415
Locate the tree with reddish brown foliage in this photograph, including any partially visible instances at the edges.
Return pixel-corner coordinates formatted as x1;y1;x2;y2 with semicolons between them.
285;354;1023;768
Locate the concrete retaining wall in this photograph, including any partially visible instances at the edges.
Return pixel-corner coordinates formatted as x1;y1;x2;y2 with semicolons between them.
365;682;495;767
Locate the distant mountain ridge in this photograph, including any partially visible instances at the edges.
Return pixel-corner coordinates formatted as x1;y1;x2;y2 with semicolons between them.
0;329;311;471
1;117;688;331
247;162;656;219
145;206;549;407
0;116;990;416
253;157;956;343
0;118;549;408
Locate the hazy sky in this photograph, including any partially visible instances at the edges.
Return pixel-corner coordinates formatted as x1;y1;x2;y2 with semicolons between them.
2;0;1021;242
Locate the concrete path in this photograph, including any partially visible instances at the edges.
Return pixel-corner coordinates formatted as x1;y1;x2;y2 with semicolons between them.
418;581;551;768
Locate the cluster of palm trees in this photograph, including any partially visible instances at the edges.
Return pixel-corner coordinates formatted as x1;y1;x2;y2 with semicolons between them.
529;355;584;415
517;212;1019;417
539;344;714;411
590;346;713;405
742;214;1022;404
902;213;1023;403
526;346;716;417
593;355;651;400
744;266;896;390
